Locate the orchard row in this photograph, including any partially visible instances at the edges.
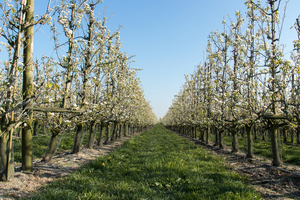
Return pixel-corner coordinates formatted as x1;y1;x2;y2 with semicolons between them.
162;0;300;167
0;0;158;181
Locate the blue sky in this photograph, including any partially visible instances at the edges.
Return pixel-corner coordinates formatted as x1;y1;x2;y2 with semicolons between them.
97;0;300;119
3;0;300;119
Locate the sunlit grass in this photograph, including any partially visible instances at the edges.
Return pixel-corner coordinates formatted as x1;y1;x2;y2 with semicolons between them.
27;124;261;200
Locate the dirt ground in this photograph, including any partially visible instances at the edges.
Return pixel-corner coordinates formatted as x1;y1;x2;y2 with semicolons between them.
0;132;300;199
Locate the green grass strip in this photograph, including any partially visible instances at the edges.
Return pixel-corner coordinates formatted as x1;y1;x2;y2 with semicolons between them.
27;124;261;200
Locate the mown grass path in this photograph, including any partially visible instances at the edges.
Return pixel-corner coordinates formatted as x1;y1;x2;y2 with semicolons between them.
28;124;261;200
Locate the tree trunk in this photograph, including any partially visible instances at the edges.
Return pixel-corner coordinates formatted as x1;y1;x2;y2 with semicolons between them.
119;124;123;139
1;0;25;180
0;111;14;181
205;126;209;144
127;125;130;135
116;124;120;139
254;125;257;140
200;128;204;141
33;120;39;136
270;123;282;167
87;121;96;149
245;125;254;158
105;124;111;144
0;138;8;180
18;128;22;138
22;0;34;172
0;129;14;181
43;127;61;162
231;129;239;153
214;127;219;146
283;128;287;144
262;129;266;141
97;123;105;147
111;122;117;142
124;124;128;136
218;130;224;149
22;124;33;171
42;122;46;134
72;124;84;154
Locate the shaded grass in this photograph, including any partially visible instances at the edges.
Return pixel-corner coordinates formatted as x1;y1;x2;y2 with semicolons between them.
27;124;261;200
209;133;300;165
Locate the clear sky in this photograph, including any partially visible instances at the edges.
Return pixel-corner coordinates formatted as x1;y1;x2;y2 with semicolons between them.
96;0;300;120
2;0;300;120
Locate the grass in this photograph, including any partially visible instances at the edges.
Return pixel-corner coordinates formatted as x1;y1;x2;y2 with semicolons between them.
208;133;300;165
27;124;261;200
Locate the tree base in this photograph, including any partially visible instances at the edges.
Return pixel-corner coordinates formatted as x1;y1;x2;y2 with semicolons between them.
0;165;14;181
